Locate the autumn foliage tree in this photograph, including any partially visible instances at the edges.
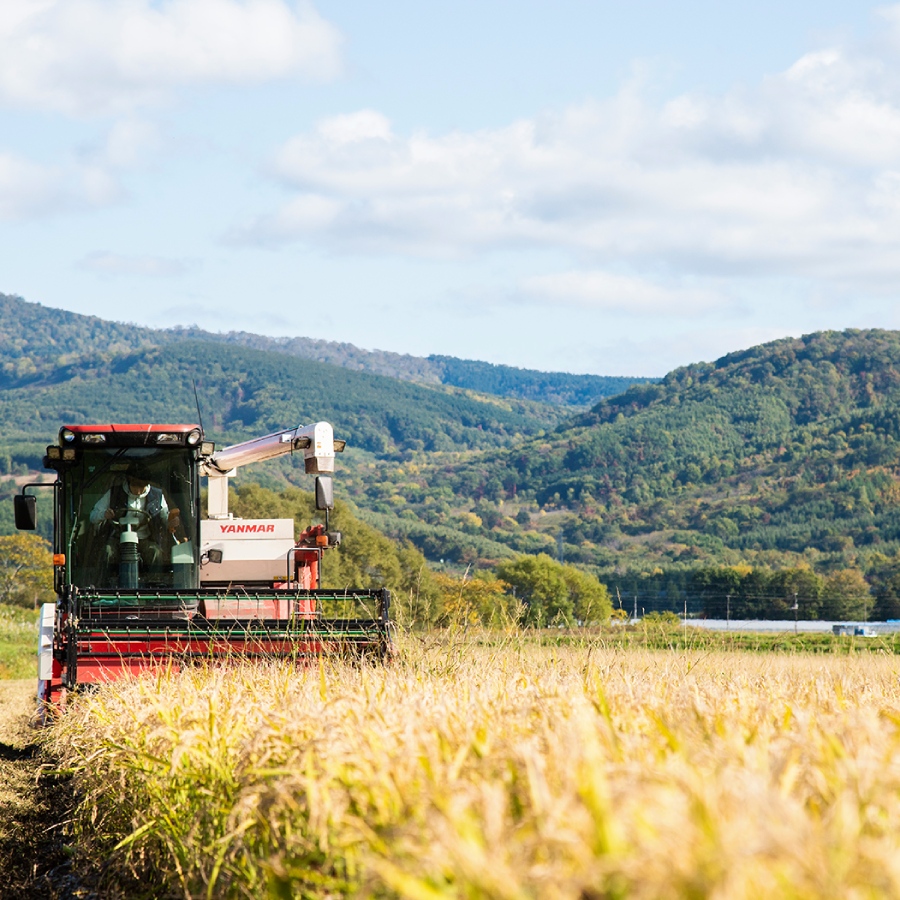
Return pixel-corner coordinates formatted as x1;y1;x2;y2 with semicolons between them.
0;533;54;608
434;572;515;627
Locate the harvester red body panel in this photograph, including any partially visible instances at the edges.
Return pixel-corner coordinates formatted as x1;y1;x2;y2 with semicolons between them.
18;421;392;707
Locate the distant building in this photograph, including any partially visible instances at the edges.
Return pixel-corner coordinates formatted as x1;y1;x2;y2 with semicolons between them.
832;625;876;637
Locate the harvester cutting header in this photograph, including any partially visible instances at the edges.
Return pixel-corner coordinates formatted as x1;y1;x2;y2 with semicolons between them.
15;421;392;707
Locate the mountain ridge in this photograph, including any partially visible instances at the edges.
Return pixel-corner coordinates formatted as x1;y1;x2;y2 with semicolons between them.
0;293;646;408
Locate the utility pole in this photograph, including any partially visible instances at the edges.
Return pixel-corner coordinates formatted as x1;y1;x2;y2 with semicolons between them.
792;591;799;635
726;593;731;631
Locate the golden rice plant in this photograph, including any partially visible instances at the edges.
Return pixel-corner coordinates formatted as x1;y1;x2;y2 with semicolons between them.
49;634;900;899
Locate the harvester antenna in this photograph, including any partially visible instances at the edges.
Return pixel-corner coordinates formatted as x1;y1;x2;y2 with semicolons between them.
192;378;205;434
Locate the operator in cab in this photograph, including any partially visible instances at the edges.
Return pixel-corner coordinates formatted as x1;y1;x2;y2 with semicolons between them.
90;464;181;572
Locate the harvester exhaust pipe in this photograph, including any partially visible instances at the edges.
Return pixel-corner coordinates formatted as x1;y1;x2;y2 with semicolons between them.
119;526;139;589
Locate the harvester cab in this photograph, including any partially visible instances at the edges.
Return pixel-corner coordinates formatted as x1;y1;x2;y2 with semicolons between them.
16;422;392;707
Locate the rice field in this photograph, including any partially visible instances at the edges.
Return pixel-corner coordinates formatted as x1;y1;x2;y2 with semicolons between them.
48;634;900;899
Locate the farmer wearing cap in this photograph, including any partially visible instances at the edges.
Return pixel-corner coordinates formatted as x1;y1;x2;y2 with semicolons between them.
90;466;180;571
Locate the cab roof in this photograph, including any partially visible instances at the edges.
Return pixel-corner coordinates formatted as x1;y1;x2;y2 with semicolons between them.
62;424;201;434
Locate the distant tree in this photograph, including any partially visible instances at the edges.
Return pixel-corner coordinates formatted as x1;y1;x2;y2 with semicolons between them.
496;554;571;626
435;572;515;627
496;553;610;626
561;565;612;624
874;572;900;621
693;567;748;618
820;569;871;621
0;533;53;608
767;569;823;620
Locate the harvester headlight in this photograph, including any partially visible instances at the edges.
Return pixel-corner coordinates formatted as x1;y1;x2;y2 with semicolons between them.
333;439;346;452
186;429;202;446
62;448;76;461
46;446;61;460
60;428;75;443
82;434;106;444
156;433;181;444
200;441;215;456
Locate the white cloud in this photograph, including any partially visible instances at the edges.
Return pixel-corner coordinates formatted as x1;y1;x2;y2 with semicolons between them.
101;118;164;168
0;114;163;220
237;15;900;293
520;271;725;315
0;153;62;219
0;150;125;219
77;251;196;277
315;110;393;145
0;0;341;116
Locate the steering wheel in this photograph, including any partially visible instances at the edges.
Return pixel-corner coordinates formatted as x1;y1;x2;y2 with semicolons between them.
109;508;152;530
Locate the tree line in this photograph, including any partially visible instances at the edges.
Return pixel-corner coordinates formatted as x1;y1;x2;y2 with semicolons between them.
10;483;900;626
0;484;613;627
607;564;900;621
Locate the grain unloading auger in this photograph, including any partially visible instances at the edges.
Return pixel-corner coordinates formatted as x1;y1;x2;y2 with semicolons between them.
15;421;393;707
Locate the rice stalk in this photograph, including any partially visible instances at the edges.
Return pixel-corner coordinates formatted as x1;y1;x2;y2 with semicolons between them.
47;637;900;899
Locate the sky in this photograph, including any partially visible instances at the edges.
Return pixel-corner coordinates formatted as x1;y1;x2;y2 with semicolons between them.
2;1;900;377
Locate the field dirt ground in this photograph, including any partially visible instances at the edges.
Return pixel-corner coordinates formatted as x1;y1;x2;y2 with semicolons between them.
0;680;83;900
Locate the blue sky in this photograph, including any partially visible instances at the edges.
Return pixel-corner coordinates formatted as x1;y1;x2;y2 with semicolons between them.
1;1;898;376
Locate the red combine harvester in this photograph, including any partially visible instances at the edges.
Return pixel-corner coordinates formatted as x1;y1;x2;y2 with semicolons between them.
14;421;392;707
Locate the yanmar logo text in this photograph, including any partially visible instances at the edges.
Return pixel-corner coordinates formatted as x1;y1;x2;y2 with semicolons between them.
218;524;275;534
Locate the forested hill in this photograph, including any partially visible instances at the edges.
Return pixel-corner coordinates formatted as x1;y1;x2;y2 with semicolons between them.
13;289;900;604
0;293;161;386
426;356;640;407
350;330;900;582
0;339;561;465
0;294;645;408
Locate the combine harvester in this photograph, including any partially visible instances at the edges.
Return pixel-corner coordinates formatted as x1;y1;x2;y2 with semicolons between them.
14;421;393;707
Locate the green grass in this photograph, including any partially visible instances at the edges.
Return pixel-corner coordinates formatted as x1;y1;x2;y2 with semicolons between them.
0;604;38;680
522;624;900;654
3;608;895;687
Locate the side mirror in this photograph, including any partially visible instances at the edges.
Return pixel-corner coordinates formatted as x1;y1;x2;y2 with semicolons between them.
14;494;36;531
315;476;334;511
